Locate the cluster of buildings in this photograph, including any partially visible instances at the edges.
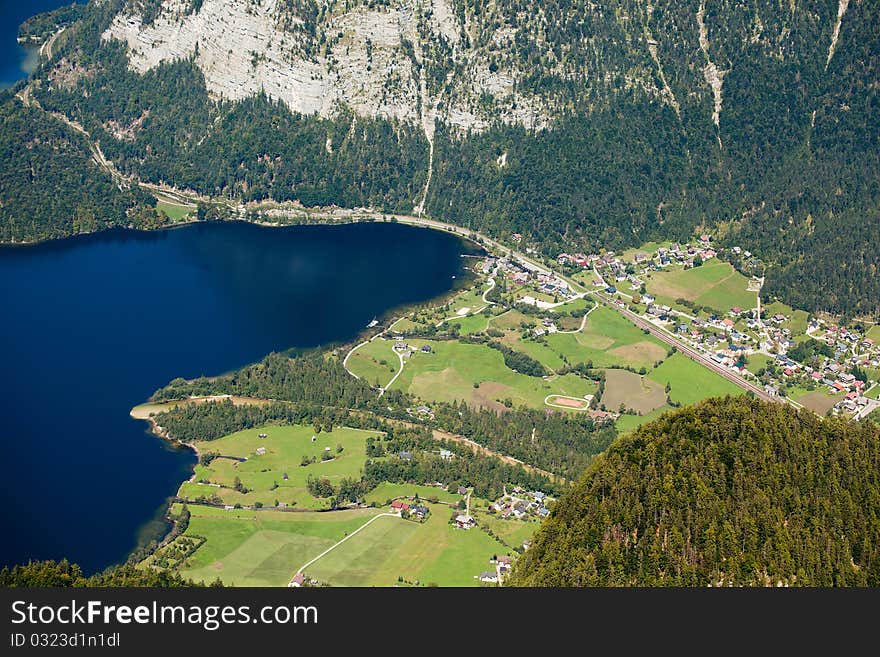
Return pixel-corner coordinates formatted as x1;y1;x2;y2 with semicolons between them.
480;555;513;584
490;488;551;520
496;256;576;305
560;236;733;286
390;499;430;520
532;316;558;337
393;340;432;356
555;234;879;421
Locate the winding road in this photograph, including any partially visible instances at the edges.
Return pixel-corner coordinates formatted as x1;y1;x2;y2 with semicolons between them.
290;512;401;585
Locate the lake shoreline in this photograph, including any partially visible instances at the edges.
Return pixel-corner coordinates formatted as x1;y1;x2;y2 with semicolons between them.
2;219;470;572
119;222;484;565
0;209;481;249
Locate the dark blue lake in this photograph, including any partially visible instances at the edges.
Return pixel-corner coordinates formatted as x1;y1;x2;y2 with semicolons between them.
0;221;470;573
0;0;73;88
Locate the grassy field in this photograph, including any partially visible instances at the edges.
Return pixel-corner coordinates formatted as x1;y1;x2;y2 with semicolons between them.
346;338;399;387
304;505;508;586
180;424;380;510
389;338;595;410
176;505;383;586
549;297;592;316
646;260;755;314
745;355;775;375
648;353;743;405
601;368;666;414
542;306;669;370
793;389;844;415
615;405;673;433
156;199;196;221
471;510;542;550
447;312;492;335
865;384;880;400
363;482;462;506
440;285;490;317
763;301;809;333
488;309;535;331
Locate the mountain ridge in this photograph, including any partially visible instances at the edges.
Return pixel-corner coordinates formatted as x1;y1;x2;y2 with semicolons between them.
2;0;878;317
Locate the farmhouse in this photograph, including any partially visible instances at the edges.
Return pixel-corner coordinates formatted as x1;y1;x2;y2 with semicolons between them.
456;514;476;529
391;500;411;512
480;572;499;583
289;572;305;588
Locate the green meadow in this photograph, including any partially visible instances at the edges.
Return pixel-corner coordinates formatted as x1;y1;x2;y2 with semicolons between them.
306;507;507;587
175;505;382;586
615;406;673;433
646;259;755;314
388;338;595;410
543;305;669;370
179;424;380;510
363;481;463;505
346;338;399;387
447;311;492;335
648;353;743;406
156;199;196;221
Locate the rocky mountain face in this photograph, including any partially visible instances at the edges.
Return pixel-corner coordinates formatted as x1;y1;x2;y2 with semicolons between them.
104;0;859;141
5;0;878;316
105;0;558;136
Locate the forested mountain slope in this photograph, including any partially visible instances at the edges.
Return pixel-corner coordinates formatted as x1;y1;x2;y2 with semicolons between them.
2;0;878;316
508;396;880;587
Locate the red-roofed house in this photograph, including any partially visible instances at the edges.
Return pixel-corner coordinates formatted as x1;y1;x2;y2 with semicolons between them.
391;500;410;511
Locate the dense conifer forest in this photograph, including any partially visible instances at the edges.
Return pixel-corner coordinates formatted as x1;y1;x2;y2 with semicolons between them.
0;560;204;587
509;396;880;586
